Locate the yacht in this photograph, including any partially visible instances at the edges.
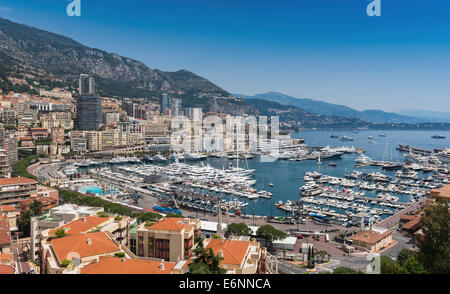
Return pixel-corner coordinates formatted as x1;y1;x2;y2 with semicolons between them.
127;157;141;163
330;135;339;138
396;170;418;179
355;154;372;166
144;155;154;162
185;153;207;161
320;150;343;160
153;154;168;162
108;157;128;164
431;134;446;139
379;133;387;137
340;136;354;142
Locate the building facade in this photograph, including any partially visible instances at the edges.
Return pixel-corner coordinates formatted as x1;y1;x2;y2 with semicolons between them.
132;217;201;262
0;177;38;206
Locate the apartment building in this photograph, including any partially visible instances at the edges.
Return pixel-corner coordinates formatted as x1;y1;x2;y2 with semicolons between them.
0;177;38;206
17;110;38;127
132;217;201;262
202;236;267;274
30;128;49;140
40;215;132;274
0;107;16;125
50;128;65;144
0;149;10;178
30;204;105;262
0;215;11;254
20;137;34;147
102;112;120;125
86;131;103;151
71;131;87;153
40;231;123;274
0;205;20;231
40;112;74;130
42;215;130;246
101;129;127;150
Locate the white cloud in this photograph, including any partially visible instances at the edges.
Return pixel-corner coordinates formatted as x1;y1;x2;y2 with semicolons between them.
0;7;12;12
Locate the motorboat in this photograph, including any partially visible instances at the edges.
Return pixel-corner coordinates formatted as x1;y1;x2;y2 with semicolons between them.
153;153;168;162
431;134;446;139
340;136;354;142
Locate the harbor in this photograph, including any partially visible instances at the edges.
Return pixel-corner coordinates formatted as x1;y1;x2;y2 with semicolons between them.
51;130;449;230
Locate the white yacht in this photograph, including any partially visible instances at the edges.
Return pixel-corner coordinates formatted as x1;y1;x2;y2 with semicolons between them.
153;153;168;162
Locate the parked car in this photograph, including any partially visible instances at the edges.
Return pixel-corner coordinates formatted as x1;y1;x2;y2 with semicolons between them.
296;234;304;239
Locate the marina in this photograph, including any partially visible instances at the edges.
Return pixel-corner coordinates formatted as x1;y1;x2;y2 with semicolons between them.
62;130;449;229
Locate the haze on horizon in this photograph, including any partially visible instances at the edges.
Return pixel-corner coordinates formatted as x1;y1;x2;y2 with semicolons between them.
1;0;449;112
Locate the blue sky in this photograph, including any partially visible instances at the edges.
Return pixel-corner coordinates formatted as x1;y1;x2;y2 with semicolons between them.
0;0;449;112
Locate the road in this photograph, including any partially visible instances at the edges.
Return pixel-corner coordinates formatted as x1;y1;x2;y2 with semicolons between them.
277;261;306;274
10;238;31;274
381;230;415;258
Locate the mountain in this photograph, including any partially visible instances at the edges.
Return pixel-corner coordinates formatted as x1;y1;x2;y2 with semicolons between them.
238;91;438;123
358;109;420;123
0;17;239;111
396;109;450;123
246;99;369;130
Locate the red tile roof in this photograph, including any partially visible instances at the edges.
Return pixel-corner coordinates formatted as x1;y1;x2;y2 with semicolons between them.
205;239;251;265
402;216;421;231
148;218;192;232
0;205;17;213
50;232;119;263
0;264;15;274
0;177;37;185
0;253;14;263
81;256;176;274
49;216;111;236
350;229;393;245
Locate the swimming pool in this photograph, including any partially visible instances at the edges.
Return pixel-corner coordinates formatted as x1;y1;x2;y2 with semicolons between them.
81;186;104;196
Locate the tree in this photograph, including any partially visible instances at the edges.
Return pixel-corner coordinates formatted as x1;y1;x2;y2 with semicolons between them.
60;259;72;268
315;250;328;263
402;256;426;274
18;211;31;237
188;262;212;274
165;213;184;218
114;252;126;258
53;228;67;239
396;248;418;267
29;200;43;216
226;223;252;238
188;235;226;274
417;198;450;274
256;225;286;247
333;267;364;274
380;256;407;274
307;246;315;269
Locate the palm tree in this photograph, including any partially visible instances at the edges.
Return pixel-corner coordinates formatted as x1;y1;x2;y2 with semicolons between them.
29;200;43;216
282;248;287;260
